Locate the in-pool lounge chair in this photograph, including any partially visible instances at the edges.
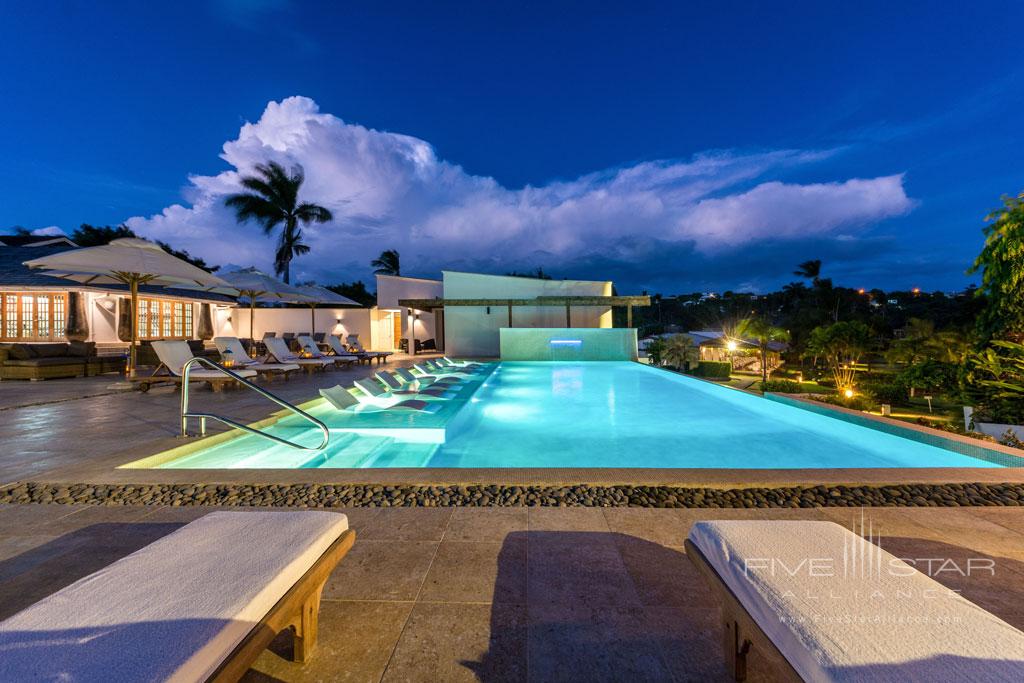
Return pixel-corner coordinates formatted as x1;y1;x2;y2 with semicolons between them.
685;520;1024;682
414;360;477;379
319;384;441;413
353;377;451;407
431;358;486;374
395;366;462;387
214;337;300;380
131;340;258;392
324;335;370;365
0;510;355;682
374;370;457;398
296;336;356;370
441;356;484;369
265;337;334;374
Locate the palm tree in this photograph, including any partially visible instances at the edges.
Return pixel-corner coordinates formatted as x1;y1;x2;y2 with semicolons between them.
737;318;790;383
793;259;822;286
224;161;333;283
371;249;401;276
663;334;700;371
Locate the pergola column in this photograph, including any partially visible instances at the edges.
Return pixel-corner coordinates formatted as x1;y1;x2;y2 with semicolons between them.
626;303;633;328
565;303;571;328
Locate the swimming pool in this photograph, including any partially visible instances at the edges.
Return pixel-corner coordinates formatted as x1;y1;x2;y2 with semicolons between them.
137;362;1017;469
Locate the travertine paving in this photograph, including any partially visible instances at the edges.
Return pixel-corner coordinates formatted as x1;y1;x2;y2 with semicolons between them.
1;504;1022;682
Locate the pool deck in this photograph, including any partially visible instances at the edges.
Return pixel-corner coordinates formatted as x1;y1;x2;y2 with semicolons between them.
2;503;1023;682
0;357;1022;488
1;363;1023;680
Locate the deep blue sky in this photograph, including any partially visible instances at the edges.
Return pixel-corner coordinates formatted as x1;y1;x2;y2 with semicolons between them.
2;1;1023;293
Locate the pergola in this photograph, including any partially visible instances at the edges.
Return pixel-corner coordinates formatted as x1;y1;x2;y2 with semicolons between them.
396;295;651;352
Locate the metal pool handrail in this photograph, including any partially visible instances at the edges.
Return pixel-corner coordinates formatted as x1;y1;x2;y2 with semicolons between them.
179;356;329;451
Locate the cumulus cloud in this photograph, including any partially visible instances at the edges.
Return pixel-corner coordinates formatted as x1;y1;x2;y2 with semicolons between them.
126;96;914;291
31;226;67;236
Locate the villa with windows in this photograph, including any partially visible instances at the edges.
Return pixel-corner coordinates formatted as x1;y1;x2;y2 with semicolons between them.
0;239;233;348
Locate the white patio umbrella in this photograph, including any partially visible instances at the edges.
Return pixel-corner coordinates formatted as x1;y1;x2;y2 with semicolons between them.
23;238;231;376
293;284;360;335
212;268;315;351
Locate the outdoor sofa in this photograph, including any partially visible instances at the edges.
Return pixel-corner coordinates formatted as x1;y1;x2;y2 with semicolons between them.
686;520;1024;681
0;341;125;380
0;510;355;682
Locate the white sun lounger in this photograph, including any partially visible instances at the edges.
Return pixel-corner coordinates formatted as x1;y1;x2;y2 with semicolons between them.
324;335;370;364
374;370;456;398
394;366;462;387
214;337;300;378
441;356;483;369
265;337;333;373
131;340;258;391
296;336;355;369
0;511;355;682
686;520;1024;682
319;384;440;413
429;358;485;374
354;377;451;407
346;335;393;364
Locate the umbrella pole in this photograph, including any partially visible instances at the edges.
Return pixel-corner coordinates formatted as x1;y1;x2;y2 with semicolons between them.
129;277;139;377
310;304;316;335
250;297;257;357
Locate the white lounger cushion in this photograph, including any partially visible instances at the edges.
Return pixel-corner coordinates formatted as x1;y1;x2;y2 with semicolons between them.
0;510;348;682
213;337;299;372
152;340;257;379
688;520;1024;682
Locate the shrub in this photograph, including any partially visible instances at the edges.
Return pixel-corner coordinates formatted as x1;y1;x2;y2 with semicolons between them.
691;361;731;379
811;393;874;411
645;338;666;367
760;379;802;393
864;381;908;405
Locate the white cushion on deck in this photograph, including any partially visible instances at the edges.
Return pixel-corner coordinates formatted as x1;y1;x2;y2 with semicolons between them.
688;520;1024;682
0;510;348;682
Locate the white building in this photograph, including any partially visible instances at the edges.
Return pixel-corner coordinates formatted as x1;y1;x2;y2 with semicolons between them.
378;271;644;358
0;241;235;349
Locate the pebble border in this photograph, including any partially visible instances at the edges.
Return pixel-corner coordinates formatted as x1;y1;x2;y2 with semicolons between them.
1;481;1022;508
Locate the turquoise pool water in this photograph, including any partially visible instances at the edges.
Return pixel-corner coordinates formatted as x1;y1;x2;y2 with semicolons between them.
147;362;1014;469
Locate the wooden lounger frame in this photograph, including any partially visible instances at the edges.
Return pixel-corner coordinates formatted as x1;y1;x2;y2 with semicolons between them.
129;363;249;393
208;528;356;682
684;539;802;683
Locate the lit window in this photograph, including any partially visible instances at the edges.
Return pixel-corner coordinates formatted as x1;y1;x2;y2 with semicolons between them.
0;292;68;341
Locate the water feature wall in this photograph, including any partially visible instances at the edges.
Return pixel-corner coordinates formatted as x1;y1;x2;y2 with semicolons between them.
498;328;638;361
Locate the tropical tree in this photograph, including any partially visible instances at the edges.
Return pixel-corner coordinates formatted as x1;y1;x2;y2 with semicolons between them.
886;318;936;365
662;334;700;371
71;223;134;246
224;161;333;283
964;340;1024;424
806;321;872;391
645;337;667;367
738;317;790;383
69;224;217;270
371;249;401;276
794;259;822;285
968;192;1024;341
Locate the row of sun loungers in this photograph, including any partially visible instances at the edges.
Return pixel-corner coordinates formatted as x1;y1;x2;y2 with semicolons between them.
130;334;402;391
3;513;1020;680
261;332;394;365
318;358;489;414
